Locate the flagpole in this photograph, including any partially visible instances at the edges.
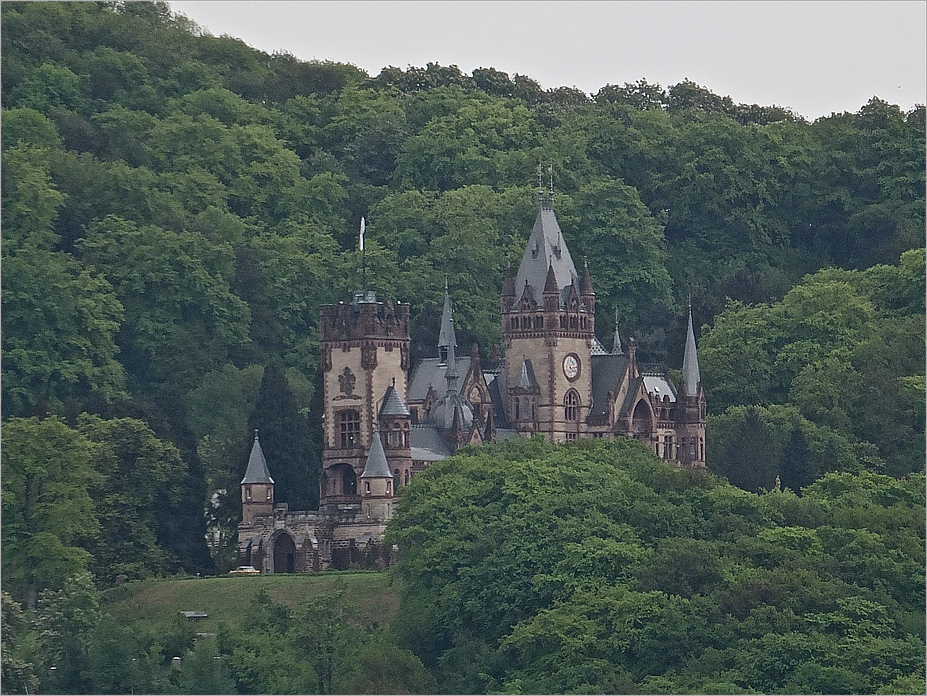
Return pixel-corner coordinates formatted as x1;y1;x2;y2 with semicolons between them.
359;217;366;292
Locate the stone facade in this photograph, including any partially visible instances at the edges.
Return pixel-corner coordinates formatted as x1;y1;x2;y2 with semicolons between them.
237;197;706;573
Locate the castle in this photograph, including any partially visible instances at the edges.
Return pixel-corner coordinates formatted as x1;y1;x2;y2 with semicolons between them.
236;196;706;573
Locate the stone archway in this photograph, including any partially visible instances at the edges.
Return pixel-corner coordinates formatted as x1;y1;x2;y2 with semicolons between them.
272;532;297;574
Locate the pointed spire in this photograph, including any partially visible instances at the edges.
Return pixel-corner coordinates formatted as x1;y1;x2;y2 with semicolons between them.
580;257;594;297
682;305;701;396
612;313;623;355
361;427;392;478
438;278;457;362
543;259;559;295
241;430;274;484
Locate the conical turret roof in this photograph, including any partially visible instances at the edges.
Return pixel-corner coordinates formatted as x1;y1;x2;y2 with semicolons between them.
379;383;410;417
580;258;594;296
241;430;274;484
361;429;392;478
681;306;701;396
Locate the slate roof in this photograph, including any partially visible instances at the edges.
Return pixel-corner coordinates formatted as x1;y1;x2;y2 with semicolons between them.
681;307;701;396
589;354;629;417
410;424;454;461
619;376;644;417
487;373;511;429
379;384;410;416
590;336;609;356
514;204;578;307
513;358;539;390
241;431;274;484
408;357;472;402
643;375;677;403
361;430;392;478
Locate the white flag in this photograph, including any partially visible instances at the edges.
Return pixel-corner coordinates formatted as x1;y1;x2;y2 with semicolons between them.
359;217;365;251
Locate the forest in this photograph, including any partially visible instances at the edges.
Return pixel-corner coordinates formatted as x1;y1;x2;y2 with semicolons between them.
1;2;924;693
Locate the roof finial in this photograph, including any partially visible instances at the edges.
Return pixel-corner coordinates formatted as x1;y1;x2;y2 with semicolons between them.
548;163;554;198
254;428;259;440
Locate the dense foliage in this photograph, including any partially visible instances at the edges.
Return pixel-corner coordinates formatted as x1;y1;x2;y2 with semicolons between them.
1;3;924;692
387;438;925;694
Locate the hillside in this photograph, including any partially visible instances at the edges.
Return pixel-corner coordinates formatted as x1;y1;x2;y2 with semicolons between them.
103;571;399;635
1;2;924;694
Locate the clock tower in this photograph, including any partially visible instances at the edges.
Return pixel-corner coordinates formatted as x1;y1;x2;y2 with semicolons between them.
501;195;595;442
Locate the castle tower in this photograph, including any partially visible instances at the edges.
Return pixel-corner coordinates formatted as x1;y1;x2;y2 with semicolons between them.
241;430;274;525
319;290;410;508
502;196;595;442
360;426;395;521
378;382;413;488
676;306;706;467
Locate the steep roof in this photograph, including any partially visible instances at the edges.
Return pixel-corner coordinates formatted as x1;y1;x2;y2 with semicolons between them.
241;430;274;484
361;430;392;478
681;307;701;396
590;354;629;417
407;357;472;402
513;358;539;390
513;203;578;307
379;383;410;417
410;424;454;461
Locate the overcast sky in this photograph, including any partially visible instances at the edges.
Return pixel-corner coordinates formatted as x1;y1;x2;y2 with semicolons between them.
169;1;925;120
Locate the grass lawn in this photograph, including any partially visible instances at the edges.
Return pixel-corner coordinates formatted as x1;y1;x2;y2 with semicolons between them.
103;571;399;636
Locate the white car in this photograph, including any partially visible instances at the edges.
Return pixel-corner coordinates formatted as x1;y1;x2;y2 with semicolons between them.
229;565;260;575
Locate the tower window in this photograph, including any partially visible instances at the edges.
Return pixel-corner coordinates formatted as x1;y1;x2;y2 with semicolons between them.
514;397;520;420
564;391;579;421
339;410;360;448
245;485;252;501
266;487;272;500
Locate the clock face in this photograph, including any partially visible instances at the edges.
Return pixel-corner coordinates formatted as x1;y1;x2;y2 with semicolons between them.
563;354;580;380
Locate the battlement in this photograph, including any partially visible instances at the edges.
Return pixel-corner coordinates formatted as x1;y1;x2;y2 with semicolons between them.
320;292;410;343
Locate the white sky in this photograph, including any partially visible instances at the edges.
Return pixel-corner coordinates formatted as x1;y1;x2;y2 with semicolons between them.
169;1;925;120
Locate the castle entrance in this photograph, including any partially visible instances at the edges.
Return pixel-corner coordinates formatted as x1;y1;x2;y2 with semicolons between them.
272;533;296;574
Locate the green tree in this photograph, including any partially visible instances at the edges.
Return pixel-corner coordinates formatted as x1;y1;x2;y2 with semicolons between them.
1;249;126;417
1;418;99;608
247;363;317;511
77;415;188;583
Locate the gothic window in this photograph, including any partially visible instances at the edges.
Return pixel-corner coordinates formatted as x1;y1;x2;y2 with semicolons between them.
339;410;360;448
404;470;410;486
365;481;371;494
245;485;252;501
394;469;400;487
266;487;272;500
690;442;697;457
514;397;521;420
564;390;579;421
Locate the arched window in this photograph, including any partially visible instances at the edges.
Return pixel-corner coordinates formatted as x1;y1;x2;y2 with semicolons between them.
514;397;521;420
404;470;410;486
339;410;360;448
564;391;579;421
